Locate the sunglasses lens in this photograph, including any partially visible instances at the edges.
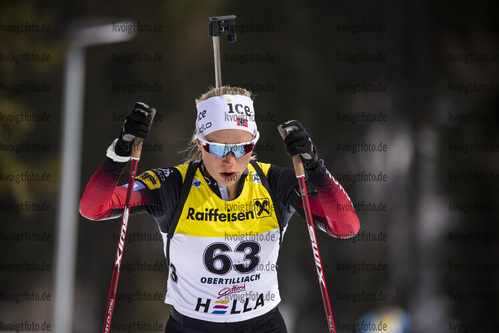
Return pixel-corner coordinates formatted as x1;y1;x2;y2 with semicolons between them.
202;142;254;158
243;143;255;155
213;145;228;158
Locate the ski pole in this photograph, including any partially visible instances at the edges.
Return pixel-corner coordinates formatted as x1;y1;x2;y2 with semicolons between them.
102;137;143;333
281;127;336;333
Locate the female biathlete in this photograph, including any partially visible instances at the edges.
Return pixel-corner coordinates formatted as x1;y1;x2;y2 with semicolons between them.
80;86;360;333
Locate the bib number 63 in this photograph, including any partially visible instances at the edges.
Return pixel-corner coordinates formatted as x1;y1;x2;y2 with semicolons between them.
203;241;260;275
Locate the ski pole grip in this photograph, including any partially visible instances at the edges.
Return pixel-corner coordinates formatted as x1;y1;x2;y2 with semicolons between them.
131;138;143;159
130;106;155;160
278;124;305;177
291;154;305;178
288;127;305;177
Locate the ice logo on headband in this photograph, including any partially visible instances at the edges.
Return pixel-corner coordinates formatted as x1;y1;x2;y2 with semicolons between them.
196;94;258;137
226;99;252;116
224;97;253;129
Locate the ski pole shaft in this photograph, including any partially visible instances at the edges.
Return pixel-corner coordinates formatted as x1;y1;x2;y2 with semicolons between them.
102;137;142;333
287;134;336;333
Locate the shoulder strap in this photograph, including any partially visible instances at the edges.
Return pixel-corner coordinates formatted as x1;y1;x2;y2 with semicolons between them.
168;160;200;238
250;160;284;244
166;160;200;264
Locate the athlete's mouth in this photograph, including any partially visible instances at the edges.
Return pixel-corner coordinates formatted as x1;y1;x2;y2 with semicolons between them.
221;172;237;181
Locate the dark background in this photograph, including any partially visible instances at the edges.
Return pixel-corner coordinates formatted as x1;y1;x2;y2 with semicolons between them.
1;0;498;332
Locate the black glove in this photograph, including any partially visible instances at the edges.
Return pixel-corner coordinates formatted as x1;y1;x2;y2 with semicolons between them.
278;120;319;170
115;102;156;157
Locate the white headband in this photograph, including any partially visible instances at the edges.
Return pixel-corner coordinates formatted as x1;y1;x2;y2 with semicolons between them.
195;94;258;138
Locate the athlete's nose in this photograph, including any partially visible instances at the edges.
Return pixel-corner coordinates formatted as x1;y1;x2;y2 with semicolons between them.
222;152;237;164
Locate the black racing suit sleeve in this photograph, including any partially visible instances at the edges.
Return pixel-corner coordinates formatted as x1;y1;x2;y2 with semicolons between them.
79;158;183;234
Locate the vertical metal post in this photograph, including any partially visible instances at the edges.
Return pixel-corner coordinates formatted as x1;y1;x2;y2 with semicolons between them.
212;36;222;88
52;19;135;333
53;44;85;333
208;15;236;88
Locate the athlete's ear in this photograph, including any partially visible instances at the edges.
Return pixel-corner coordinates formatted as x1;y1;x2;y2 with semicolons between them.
196;138;203;152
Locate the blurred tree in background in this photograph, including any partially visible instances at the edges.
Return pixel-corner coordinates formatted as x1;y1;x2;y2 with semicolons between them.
0;0;497;332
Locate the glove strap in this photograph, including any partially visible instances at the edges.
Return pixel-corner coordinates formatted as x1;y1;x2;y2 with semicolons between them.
106;138;132;163
303;144;319;170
